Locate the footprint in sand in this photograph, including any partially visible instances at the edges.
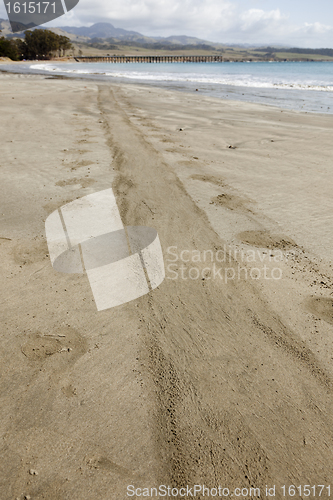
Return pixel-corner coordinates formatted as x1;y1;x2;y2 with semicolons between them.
86;455;138;478
56;177;95;188
190;174;225;187
13;238;49;266
305;297;333;325
21;327;88;363
21;334;61;360
211;193;249;212
237;230;296;250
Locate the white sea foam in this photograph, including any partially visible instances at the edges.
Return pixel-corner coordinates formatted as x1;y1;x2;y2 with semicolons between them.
30;63;333;92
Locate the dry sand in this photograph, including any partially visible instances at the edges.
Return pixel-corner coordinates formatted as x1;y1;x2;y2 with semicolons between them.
1;72;333;499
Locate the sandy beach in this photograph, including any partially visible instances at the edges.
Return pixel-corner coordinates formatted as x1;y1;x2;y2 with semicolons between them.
1;72;333;500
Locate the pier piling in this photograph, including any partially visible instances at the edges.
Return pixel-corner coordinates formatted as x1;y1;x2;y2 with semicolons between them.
74;55;223;63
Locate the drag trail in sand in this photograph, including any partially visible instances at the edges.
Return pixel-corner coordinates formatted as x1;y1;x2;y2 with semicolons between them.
0;72;333;499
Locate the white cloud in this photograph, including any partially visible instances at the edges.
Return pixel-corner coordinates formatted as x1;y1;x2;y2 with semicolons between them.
239;9;288;33
303;22;332;35
281;22;333;47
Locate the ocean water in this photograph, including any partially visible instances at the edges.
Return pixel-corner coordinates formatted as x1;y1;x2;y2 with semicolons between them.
3;60;333;113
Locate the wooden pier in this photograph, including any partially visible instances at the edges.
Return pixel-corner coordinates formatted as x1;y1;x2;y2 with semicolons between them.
74;55;223;63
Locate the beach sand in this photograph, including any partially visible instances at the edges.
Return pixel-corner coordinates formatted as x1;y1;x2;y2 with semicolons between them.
1;72;333;499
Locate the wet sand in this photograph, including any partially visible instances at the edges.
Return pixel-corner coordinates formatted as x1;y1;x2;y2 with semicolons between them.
1;72;333;500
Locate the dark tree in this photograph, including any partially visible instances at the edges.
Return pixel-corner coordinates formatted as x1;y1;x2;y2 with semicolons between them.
0;30;19;60
58;35;72;56
19;29;73;60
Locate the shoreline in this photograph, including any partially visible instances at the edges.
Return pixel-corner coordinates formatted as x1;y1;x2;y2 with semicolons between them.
1;60;333;116
1;72;333;498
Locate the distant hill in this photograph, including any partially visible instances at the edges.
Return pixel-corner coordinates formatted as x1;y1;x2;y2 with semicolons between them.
0;19;292;49
59;22;143;40
0;18;89;41
257;46;333;57
156;35;214;46
58;23;218;46
0;19;219;46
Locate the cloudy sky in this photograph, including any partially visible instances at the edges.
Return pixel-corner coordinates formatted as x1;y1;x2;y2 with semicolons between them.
1;0;333;47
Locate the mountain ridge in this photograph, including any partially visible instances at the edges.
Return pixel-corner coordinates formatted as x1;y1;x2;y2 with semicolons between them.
0;19;218;46
0;19;305;51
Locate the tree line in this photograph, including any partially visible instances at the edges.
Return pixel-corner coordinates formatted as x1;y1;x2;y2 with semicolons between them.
257;46;333;57
0;29;73;60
